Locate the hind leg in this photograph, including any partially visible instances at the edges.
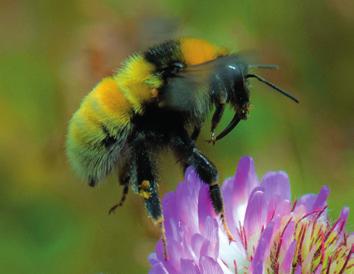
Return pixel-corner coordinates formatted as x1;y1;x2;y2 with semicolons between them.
130;135;168;259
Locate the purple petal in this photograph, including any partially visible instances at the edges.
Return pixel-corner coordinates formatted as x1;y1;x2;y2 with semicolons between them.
155;240;165;262
222;157;259;232
274;199;291;220
198;184;215;232
259;172;292;222
162;191;179;241
199;256;223;274
149;263;169;274
186;168;206;203
295;193;318;213
220;177;238;234
191;234;206;259
314;265;322;274
232;156;258;192
280;240;296;273
165;239;187;272
153;241;178;273
148;252;159;265
176;181;197;221
279;220;295;258
199;217;219;258
180;259;200;274
185;167;202;189
312;185;329;211
244;190;266;240
252;263;263;274
295;186;329;215
294;264;302;274
251;222;275;273
200;240;211;259
331;207;350;245
149;157;352;274
261;171;291;201
335;207;349;231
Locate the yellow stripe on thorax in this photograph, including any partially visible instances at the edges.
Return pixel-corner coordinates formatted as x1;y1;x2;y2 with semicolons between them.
180;38;229;65
114;54;162;114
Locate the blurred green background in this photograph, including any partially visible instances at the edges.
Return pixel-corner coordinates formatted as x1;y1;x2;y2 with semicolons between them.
0;0;353;273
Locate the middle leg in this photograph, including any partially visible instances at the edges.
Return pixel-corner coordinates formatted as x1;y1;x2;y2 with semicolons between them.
108;183;129;214
109;152;136;214
171;130;234;241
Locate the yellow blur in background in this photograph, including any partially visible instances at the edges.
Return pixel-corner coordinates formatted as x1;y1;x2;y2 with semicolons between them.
0;1;353;273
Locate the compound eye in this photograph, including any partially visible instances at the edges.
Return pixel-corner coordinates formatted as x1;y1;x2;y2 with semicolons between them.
170;62;184;74
160;62;185;79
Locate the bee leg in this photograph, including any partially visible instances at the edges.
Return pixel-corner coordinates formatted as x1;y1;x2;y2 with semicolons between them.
108;183;129;214
172;131;234;242
139;179;167;260
190;125;201;141
109;159;135;214
207;103;225;145
133;142;168;260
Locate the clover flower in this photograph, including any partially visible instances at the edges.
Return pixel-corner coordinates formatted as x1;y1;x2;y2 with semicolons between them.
149;157;353;273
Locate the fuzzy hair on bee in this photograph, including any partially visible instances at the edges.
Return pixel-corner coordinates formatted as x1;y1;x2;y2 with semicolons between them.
66;38;298;258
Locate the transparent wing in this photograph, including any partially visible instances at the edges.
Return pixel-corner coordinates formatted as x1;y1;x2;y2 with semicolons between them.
159;63;215;113
159;52;290;113
159;54;246;113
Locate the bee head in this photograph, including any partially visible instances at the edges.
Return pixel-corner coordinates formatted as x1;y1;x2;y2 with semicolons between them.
232;62;300;125
211;59;299;142
225;60;299;110
228;62;251;118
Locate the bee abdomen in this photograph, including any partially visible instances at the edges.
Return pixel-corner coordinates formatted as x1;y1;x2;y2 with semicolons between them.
66;77;133;185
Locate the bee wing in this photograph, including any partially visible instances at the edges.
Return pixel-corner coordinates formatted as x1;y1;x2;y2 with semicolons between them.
160;54;249;113
159;68;211;113
160;58;231;113
160;53;280;113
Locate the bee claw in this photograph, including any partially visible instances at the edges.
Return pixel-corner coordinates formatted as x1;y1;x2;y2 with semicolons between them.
206;132;217;145
108;204;119;214
206;139;216;145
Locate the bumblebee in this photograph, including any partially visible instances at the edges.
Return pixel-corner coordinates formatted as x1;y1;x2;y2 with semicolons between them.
66;38;298;257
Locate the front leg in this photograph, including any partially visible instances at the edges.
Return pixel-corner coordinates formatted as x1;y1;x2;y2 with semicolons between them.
208;102;225;145
190;125;201;141
171;130;234;242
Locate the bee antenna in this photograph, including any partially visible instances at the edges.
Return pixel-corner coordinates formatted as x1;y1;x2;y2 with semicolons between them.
248;64;279;70
246;73;299;103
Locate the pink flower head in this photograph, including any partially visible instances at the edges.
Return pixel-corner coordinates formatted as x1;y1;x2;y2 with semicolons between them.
149;157;353;273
